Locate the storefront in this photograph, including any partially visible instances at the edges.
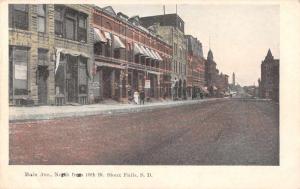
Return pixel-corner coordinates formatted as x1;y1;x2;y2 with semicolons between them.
55;48;89;105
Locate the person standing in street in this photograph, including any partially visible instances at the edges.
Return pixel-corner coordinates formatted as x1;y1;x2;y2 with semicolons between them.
140;90;145;105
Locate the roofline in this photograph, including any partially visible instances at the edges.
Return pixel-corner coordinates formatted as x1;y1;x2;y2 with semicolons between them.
92;5;172;48
140;13;185;24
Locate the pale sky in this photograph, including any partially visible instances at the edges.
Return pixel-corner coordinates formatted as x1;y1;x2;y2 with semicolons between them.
97;4;280;86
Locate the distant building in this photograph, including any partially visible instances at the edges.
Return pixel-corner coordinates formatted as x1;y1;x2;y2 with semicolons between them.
185;35;205;99
232;72;235;86
205;49;229;97
260;49;279;101
140;13;188;99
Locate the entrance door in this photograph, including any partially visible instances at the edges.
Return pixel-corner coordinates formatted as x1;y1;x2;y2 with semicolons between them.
66;56;78;103
37;65;48;104
102;67;112;99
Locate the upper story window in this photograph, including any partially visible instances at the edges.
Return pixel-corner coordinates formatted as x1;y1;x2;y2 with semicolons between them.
9;4;29;30
78;14;87;42
37;5;46;33
54;6;87;42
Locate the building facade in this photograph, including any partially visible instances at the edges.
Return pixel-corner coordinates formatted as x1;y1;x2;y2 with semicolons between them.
92;6;172;102
205;49;229;96
185;35;205;99
9;4;93;106
260;49;279;101
140;14;188;100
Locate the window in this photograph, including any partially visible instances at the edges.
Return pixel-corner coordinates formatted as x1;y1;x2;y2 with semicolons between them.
37;4;46;33
9;4;29;30
78;57;88;94
114;49;121;59
65;18;75;40
78;14;87;42
38;49;48;65
9;47;29;95
54;6;88;42
55;6;63;36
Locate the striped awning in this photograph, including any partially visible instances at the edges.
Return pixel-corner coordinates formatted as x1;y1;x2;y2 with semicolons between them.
139;45;150;57
154;51;163;61
104;31;111;41
113;35;125;49
134;43;144;55
93;28;107;43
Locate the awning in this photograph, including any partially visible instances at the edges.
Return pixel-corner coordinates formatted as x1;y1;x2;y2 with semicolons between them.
154;51;163;61
55;47;89;74
139;45;150;57
150;49;159;60
113;35;125;49
94;28;107;43
145;47;156;60
201;86;209;94
95;61;125;69
147;70;161;75
134;43;143;55
104;31;111;41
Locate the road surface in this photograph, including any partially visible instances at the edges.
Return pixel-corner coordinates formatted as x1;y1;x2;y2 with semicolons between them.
9;99;279;165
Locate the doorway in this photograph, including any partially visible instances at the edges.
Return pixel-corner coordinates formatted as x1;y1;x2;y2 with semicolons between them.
37;65;49;105
66;56;78;103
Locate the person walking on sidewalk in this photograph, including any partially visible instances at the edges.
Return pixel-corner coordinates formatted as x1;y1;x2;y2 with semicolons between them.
134;90;139;104
140;90;145;105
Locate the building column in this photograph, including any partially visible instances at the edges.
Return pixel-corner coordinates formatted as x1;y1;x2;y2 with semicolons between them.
99;68;103;100
111;69;115;98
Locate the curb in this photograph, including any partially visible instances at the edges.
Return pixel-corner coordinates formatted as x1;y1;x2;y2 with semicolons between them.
9;98;226;122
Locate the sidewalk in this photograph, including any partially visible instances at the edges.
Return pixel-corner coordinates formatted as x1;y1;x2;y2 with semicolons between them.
9;98;223;122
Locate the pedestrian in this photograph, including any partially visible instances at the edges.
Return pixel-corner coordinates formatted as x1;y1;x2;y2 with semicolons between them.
140;90;145;105
134;90;139;104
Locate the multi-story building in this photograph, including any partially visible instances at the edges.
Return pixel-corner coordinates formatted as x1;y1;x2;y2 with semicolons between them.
215;72;229;95
9;4;93;106
92;6;172;102
140;14;188;100
185;35;205;99
260;49;279;101
205;49;228;96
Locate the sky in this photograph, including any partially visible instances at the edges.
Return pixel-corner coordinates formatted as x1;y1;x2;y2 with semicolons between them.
97;4;280;86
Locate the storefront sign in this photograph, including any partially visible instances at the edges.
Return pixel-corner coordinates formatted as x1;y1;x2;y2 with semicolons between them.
15;65;27;80
91;82;100;88
145;80;150;88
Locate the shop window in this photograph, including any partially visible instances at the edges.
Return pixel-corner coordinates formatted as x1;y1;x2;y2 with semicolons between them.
9;47;29;95
37;4;46;33
9;4;29;30
78;57;88;94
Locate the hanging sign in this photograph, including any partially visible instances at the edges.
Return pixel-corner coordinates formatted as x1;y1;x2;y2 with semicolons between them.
15;65;27;80
145;80;150;89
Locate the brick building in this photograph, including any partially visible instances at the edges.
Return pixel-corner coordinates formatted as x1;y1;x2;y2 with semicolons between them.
9;4;93;106
140;14;188;100
215;72;229;96
260;49;279;101
185;35;205;99
92;6;172;102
